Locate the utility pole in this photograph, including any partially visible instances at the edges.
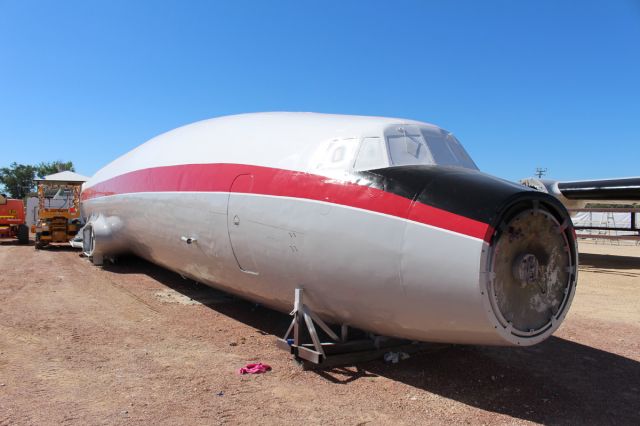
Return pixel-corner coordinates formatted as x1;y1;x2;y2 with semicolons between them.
535;167;548;179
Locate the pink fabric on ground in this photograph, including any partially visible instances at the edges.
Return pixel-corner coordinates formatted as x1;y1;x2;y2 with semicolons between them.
238;362;272;375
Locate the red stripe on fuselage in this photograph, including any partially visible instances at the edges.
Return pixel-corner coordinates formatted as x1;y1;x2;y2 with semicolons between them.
82;163;492;241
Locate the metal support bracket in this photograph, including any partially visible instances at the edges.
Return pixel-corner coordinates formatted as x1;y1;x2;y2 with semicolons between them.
276;288;340;363
275;287;440;369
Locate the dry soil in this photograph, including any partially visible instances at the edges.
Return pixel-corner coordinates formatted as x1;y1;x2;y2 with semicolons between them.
0;239;638;425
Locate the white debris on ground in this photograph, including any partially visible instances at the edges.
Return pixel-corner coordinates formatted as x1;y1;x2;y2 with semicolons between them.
154;289;202;305
154;287;235;305
383;351;410;364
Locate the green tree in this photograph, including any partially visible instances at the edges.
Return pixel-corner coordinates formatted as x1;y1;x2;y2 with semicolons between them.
0;162;37;199
36;160;75;178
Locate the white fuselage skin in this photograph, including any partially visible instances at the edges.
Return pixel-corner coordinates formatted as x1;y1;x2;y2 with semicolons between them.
81;113;568;346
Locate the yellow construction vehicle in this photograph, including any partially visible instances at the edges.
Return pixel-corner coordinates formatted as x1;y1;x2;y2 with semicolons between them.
32;171;88;249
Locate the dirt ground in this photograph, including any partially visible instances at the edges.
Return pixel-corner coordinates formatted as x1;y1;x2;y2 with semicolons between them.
0;239;638;425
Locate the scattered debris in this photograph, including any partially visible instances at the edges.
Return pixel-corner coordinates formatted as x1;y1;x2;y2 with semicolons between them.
229;337;246;347
383;351;410;364
238;362;272;374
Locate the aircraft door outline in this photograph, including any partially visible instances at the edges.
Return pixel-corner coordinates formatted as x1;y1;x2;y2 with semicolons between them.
227;174;259;275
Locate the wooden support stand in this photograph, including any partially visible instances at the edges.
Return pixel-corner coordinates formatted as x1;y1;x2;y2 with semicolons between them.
276;288;435;369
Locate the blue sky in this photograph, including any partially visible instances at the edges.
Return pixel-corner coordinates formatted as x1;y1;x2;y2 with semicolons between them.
1;0;638;181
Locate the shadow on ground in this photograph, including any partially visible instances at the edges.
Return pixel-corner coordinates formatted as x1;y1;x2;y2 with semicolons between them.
0;239;33;246
580;252;640;269
105;255;640;424
579;252;640;278
0;238;81;252
102;255;291;336
36;244;80;252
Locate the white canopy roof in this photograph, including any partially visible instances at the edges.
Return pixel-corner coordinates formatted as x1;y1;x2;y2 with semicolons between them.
36;170;90;183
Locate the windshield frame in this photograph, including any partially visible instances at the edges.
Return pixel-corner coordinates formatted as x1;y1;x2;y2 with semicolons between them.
382;125;478;171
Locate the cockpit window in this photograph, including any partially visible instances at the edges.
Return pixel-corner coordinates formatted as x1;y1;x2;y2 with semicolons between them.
384;126;478;170
387;131;432;166
353;137;388;171
422;131;457;166
422;130;477;169
332;146;345;163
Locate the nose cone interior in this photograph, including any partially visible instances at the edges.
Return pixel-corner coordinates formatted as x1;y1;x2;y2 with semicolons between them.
486;201;577;340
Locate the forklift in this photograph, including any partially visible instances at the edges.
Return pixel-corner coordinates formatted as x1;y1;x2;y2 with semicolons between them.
32;173;86;249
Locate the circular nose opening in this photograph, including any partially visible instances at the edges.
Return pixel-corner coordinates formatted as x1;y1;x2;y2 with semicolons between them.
488;203;576;337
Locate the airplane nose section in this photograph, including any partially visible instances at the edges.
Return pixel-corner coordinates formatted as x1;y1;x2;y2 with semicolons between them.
361;165;577;345
482;195;578;345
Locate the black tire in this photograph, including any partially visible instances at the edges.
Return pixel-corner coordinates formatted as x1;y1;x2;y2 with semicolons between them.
34;233;43;250
17;225;29;244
